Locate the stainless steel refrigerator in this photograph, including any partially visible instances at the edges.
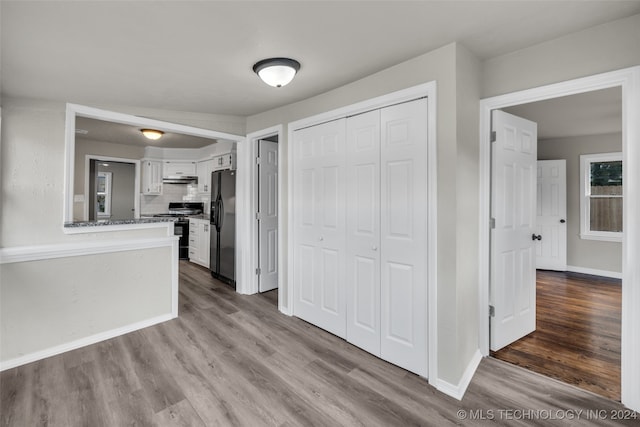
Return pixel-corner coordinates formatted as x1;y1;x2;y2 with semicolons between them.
210;169;236;287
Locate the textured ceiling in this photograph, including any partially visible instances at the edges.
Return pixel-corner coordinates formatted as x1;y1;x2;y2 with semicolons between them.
2;1;640;117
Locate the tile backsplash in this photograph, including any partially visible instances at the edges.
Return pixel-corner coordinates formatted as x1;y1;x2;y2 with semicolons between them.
141;183;209;214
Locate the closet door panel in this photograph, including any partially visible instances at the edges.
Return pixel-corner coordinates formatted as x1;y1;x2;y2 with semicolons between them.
293;119;347;338
380;99;428;377
346;110;381;356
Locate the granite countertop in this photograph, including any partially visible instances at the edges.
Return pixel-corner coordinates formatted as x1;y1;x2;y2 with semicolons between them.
64;217;176;228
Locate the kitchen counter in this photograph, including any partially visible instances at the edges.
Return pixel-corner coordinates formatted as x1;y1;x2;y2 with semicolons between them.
64;217;176;228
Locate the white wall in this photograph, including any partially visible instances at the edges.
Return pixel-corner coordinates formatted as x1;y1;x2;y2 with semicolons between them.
1;247;172;364
247;42;481;388
0;97;246;368
483;13;640;98
538;133;622;274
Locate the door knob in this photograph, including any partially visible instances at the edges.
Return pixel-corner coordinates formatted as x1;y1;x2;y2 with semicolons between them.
560;219;566;223
319;236;324;241
372;246;378;251
532;234;542;241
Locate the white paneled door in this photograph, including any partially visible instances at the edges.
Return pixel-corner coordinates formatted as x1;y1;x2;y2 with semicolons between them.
258;139;279;292
490;110;538;351
535;160;567;271
293;98;428;377
346;109;382;356
293;119;347;338
379;99;428;376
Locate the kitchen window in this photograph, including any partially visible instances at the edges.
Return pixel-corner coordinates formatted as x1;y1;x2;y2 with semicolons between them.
580;152;623;242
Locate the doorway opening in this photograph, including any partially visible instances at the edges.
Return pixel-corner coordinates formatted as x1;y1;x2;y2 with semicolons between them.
478;67;640;410
489;88;623;400
490;91;623;399
87;158;137;221
83;155;140;221
240;125;283;304
256;135;279;294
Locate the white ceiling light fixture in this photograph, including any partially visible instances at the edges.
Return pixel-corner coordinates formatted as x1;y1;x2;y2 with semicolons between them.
253;57;301;88
141;129;164;140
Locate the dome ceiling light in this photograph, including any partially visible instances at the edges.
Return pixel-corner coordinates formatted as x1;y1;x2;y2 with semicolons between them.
253;58;301;88
141;129;164;140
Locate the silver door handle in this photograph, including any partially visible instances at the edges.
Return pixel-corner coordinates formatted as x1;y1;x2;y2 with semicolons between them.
319;236;324;241
372;246;378;251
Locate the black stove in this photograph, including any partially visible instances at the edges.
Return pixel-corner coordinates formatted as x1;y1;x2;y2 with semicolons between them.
155;202;203;259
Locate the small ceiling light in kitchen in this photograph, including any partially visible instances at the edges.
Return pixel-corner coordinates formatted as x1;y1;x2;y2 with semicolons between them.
253;57;301;87
141;129;164;140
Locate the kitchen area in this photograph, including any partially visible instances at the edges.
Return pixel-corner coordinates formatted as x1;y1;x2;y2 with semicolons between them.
140;151;237;287
70;115;240;287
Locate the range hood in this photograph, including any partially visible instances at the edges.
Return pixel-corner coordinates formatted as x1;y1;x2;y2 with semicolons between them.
162;176;198;184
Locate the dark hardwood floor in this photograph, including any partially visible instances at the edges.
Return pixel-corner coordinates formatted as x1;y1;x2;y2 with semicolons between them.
492;270;622;401
1;262;636;426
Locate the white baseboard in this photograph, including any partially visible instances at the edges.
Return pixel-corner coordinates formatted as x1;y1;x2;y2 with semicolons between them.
0;313;176;372
566;265;622;279
436;349;483;400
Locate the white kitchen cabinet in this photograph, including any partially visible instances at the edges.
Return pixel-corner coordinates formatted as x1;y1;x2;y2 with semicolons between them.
212;152;236;171
292;98;428;377
189;218;210;268
141;160;162;195
163;161;196;178
196;159;215;194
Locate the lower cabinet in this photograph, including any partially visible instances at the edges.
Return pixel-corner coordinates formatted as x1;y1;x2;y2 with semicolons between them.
189;218;210;268
292;98;428;377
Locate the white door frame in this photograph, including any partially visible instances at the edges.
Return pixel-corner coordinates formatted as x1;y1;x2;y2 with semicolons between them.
478;66;640;411
84;155;140;221
286;82;438;384
238;125;283;298
64;103;244;224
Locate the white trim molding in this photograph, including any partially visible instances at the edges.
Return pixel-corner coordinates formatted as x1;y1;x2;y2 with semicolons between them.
237;125;283;300
478;66;640;412
0;313;174;372
436;350;482;400
286;81;439;388
566;265;622;280
0;236;178;264
579;152;623;242
64;103;245;225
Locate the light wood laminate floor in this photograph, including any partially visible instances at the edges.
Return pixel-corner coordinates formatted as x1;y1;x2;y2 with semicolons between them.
493;270;621;400
1;262;637;426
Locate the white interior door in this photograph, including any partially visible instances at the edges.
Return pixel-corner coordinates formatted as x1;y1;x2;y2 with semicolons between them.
346;109;381;356
490;110;538;352
292;119;347;338
535;160;567;271
379;99;428;376
258;139;279;292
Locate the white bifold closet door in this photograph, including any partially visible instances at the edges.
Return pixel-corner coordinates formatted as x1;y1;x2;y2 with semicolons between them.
378;99;428;376
293;98;428;377
292;118;347;338
346;109;382;355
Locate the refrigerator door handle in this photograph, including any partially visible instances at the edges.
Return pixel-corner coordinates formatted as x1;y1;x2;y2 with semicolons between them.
218;197;225;229
210;201;217;226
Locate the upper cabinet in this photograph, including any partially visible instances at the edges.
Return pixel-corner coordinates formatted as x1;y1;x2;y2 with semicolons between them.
163;161;196;178
141;160;162;195
213;152;236;172
196;159;215;194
